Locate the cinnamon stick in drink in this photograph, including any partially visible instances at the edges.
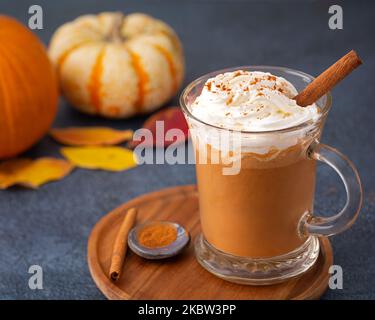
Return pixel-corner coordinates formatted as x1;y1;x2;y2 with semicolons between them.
295;50;362;107
109;207;137;281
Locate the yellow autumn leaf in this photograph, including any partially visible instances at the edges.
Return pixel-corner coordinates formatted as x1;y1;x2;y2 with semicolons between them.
50;127;133;146
60;146;138;171
0;158;74;189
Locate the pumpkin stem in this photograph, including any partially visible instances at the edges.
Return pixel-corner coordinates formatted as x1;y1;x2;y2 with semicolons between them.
109;12;125;43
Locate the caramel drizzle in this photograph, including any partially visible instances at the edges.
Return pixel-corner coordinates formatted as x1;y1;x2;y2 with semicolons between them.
88;47;106;113
127;47;149;112
153;44;177;94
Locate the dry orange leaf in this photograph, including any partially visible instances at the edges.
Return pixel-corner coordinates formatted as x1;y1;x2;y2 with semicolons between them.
50;127;133;146
0;157;74;189
60;146;138;172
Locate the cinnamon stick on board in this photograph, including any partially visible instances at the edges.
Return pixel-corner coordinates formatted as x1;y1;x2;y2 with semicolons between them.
109;207;137;282
294;50;362;107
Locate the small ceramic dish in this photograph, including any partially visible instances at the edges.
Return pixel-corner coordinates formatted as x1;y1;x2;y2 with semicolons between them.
128;221;190;259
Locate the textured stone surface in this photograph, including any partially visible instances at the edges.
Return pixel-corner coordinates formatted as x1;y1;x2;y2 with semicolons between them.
0;0;374;299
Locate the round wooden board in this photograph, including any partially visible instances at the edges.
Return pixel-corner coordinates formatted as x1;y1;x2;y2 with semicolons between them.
88;185;333;300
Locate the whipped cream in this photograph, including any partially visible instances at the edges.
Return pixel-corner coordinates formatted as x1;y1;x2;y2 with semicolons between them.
191;70;319;131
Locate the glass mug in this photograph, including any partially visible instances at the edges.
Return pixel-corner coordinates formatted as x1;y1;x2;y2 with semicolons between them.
180;66;362;285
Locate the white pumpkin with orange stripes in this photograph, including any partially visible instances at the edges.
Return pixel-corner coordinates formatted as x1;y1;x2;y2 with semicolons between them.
48;12;184;118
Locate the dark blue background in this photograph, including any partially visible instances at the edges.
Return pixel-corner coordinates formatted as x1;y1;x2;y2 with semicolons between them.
0;0;374;299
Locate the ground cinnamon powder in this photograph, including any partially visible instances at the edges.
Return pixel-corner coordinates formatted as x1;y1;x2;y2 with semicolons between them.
138;223;177;248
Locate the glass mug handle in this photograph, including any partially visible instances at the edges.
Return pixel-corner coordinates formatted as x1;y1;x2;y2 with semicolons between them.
300;140;363;237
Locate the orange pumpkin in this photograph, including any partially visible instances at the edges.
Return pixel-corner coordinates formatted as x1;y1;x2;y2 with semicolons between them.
0;16;58;159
